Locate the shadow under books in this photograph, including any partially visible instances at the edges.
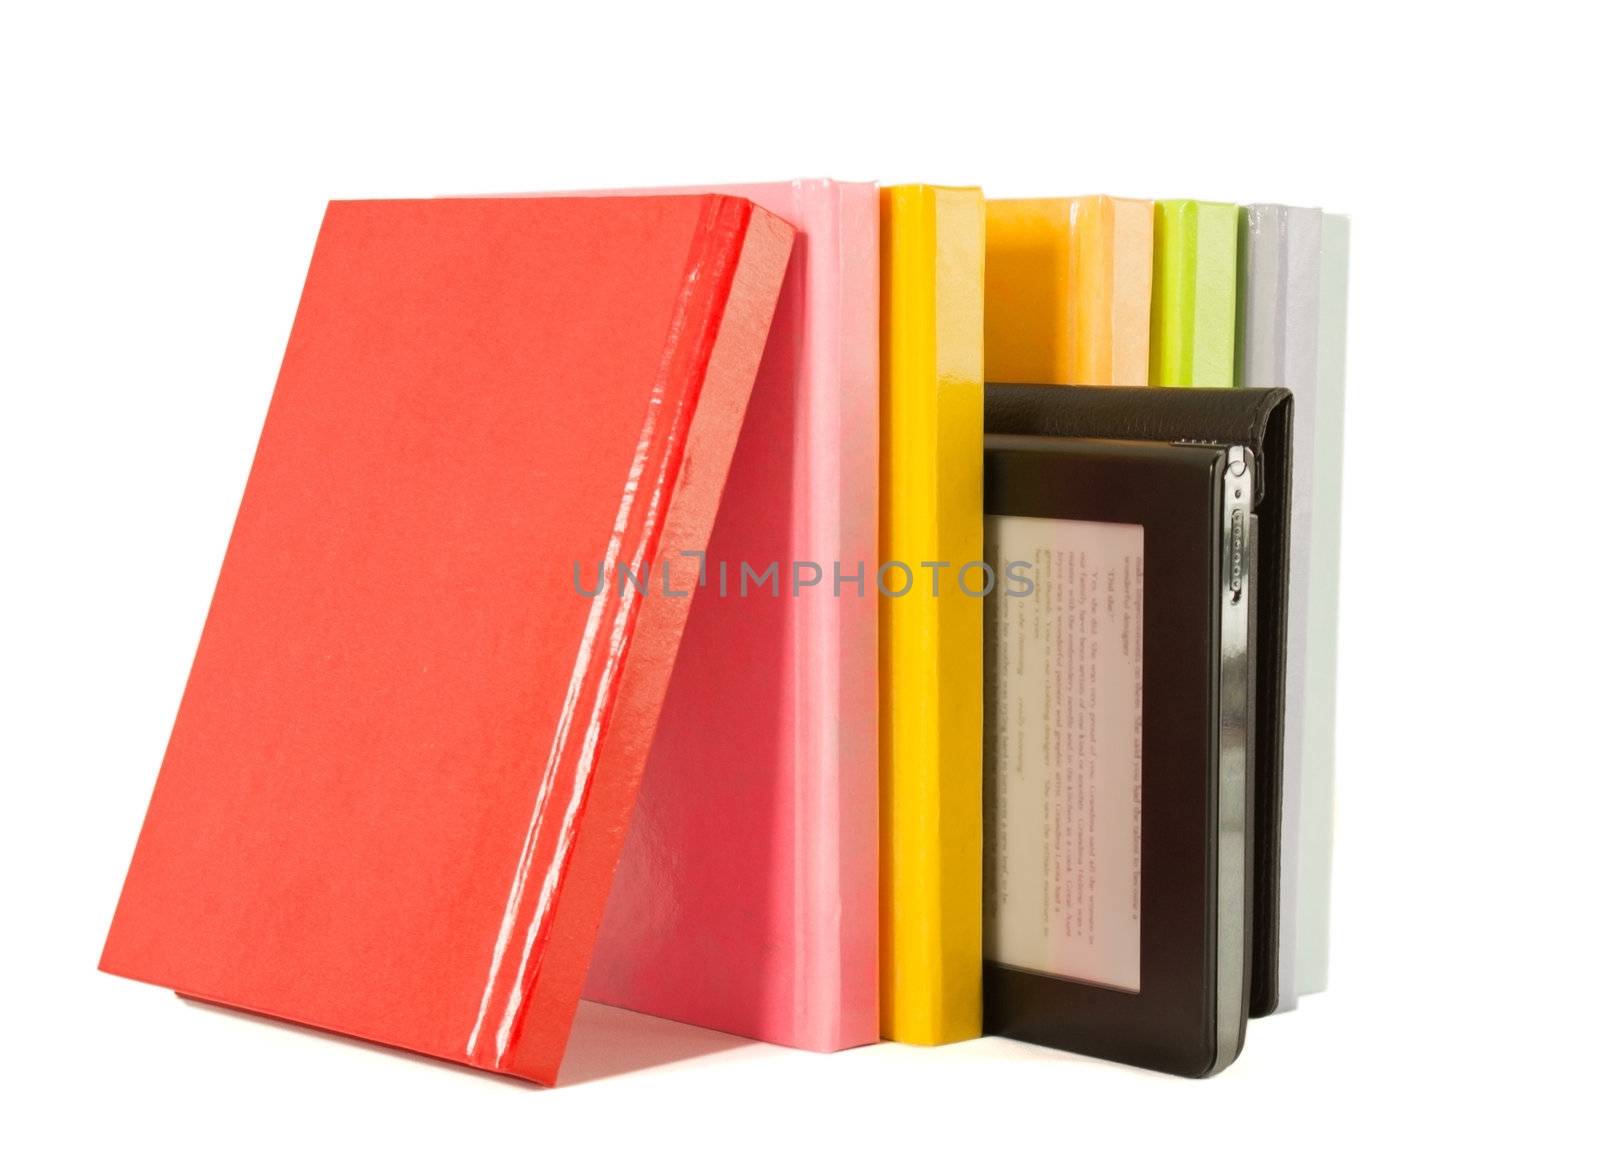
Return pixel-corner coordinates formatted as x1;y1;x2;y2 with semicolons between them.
178;996;754;1088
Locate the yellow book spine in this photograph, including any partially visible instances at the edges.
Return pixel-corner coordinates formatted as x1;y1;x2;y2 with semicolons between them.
879;185;985;1045
985;196;1153;386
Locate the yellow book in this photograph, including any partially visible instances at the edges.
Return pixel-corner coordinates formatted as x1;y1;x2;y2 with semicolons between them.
986;196;1153;387
879;184;984;1045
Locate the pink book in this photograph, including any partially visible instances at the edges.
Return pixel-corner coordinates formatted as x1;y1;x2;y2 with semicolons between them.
580;180;880;1051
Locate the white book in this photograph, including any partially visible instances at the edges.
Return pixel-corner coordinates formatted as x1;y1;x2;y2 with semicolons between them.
1298;214;1350;996
1237;204;1325;1012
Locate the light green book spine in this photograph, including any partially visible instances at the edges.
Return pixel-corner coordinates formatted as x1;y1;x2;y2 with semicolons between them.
1149;200;1239;387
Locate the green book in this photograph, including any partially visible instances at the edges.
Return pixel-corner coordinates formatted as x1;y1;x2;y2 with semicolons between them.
1149;200;1239;388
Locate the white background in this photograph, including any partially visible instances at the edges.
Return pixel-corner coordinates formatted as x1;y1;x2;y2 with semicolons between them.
4;2;1595;1143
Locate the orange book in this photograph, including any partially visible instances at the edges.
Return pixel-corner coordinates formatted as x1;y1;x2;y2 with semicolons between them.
986;196;1154;386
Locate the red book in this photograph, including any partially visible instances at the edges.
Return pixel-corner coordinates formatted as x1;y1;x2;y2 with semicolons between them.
99;195;795;1084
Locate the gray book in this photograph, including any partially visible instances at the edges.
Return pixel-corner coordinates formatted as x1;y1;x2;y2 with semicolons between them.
1298;214;1350;997
1236;205;1348;1009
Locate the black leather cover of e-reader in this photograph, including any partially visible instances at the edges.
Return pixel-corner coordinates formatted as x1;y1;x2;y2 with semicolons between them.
982;437;1250;1076
986;382;1293;1018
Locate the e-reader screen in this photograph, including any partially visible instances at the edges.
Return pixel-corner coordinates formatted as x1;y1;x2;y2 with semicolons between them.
984;514;1144;994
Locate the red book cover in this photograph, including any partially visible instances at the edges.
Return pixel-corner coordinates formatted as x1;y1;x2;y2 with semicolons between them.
99;195;795;1084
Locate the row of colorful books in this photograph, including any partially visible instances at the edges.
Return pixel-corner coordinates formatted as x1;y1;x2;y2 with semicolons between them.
101;181;1349;1083
596;183;1349;1050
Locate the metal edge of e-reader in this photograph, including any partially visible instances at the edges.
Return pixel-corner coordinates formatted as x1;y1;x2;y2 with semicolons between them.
1211;443;1254;1074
